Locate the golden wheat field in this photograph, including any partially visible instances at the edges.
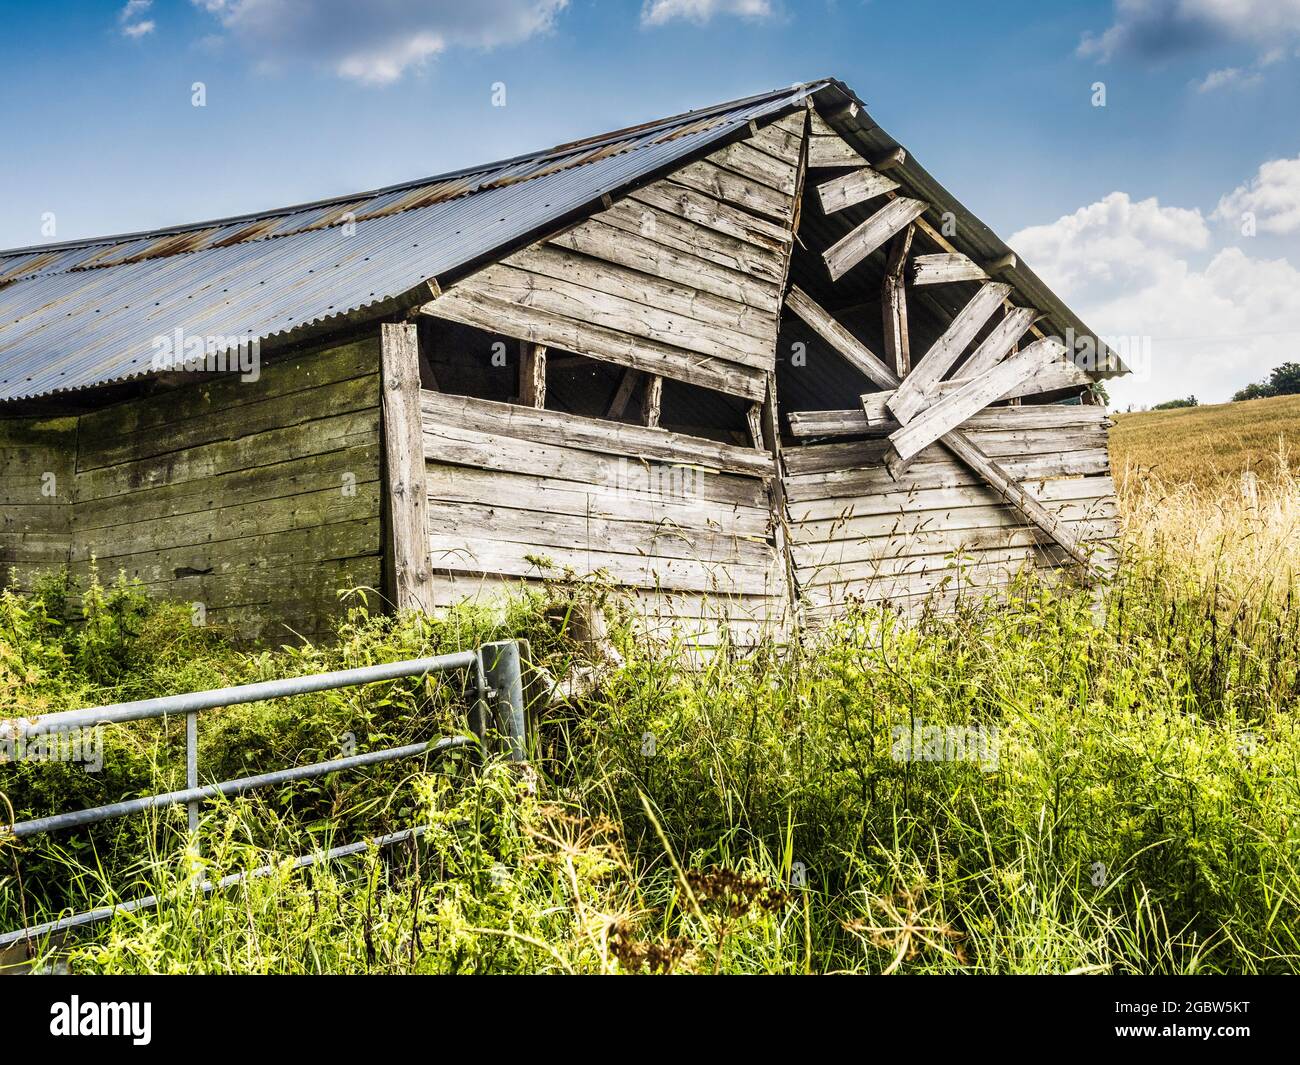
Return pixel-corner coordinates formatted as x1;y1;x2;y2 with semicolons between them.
1111;394;1300;599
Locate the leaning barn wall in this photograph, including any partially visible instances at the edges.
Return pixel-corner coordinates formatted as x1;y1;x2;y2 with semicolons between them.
0;336;384;641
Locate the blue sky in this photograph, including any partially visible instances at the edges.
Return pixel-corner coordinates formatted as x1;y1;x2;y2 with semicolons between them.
3;0;1299;406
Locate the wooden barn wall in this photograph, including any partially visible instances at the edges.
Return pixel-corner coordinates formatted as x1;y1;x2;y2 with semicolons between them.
783;405;1119;620
1;337;384;641
420;391;787;645
0;415;76;586
426;111;806;403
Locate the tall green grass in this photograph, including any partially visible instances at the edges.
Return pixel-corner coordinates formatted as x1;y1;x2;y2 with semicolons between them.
2;555;1298;974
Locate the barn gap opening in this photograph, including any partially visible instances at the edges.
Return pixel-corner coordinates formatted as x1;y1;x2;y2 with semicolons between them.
418;316;752;444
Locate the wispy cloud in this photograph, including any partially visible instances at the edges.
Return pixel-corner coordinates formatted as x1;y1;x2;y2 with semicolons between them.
1194;66;1262;92
640;0;775;28
193;0;570;85
119;0;155;39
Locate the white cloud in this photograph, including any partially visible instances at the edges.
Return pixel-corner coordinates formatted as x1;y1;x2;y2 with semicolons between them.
119;0;155;38
1194;65;1261;92
1080;0;1300;61
641;0;775;27
1214;155;1300;235
1011;192;1300;406
194;0;569;85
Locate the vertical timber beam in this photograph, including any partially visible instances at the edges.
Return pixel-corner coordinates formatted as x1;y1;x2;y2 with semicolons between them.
519;342;547;408
641;374;663;428
882;224;913;378
380;323;434;615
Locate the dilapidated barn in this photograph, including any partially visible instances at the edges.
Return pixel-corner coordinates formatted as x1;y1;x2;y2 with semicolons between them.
0;79;1125;644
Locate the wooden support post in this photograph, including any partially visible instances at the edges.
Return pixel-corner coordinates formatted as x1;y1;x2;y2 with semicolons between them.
746;402;765;450
380;323;434;614
641;374;663;428
882;225;914;378
519;342;547;408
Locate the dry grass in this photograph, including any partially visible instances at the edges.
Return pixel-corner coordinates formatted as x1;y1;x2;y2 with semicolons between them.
1112;396;1300;600
1110;393;1300;488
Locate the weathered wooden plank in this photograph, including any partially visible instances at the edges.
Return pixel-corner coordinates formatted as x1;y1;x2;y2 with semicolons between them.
784;427;1108;479
885;339;1065;472
420;390;772;477
75;339;378;455
791;495;1117;546
599;200;786;285
782;474;1116;525
77;372;381;473
445;263;773;367
816;167;901;214
824;197;928;281
629;182;791;251
422;286;766;401
908;253;989;286
425;535;781;597
672;159;794;223
381;323;434;614
787;402;1108;438
710;139;799;196
886;282;1012;426
548;219;781;313
806;114;869;168
424;499;774;568
959;306;1039;380
425;465;771;536
508;244;778;342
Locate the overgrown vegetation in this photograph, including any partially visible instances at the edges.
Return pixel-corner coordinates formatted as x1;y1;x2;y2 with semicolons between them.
2;439;1298;975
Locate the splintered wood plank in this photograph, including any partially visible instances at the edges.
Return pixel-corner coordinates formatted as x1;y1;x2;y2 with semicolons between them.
784;286;897;390
520;342;546;408
909;253;989;286
381;323;434;614
816;167;900;214
823;197;928;281
959;306;1038;380
884;338;1065;474
886;282;1012;425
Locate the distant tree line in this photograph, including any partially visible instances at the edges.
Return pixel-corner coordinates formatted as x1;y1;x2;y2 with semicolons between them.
1152;396;1198;410
1233;362;1300;402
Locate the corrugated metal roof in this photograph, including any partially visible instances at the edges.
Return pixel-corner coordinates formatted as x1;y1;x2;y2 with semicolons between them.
0;77;1121;405
0;82;826;403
